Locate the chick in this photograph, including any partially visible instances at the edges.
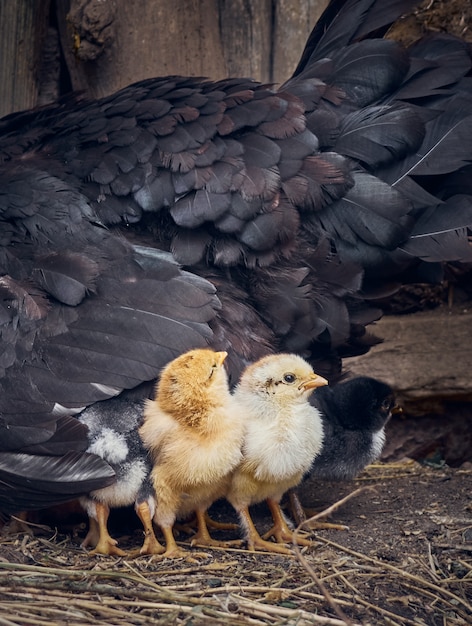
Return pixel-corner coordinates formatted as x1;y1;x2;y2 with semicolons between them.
310;377;398;480
290;376;399;525
226;354;327;554
79;398;164;556
139;348;244;558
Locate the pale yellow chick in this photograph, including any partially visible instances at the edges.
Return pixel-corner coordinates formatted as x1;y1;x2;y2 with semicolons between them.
139;348;244;558
226;353;327;554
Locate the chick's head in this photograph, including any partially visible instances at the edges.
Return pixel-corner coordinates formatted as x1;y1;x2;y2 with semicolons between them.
237;353;328;408
155;349;230;425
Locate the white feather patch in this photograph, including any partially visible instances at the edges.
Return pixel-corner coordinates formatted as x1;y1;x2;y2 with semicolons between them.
87;427;128;464
370;428;386;461
89;458;149;507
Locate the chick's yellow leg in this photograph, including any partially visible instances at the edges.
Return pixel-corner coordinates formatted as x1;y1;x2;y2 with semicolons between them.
135;501;165;555
204;511;239;532
288;491;348;531
175;511;238;535
190;509;241;548
81;516;100;548
83;502;127;556
263;498;312;547
160;525;188;558
238;506;292;555
157;524;210;560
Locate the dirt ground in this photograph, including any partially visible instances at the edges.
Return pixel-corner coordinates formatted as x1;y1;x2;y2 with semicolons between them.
0;461;470;625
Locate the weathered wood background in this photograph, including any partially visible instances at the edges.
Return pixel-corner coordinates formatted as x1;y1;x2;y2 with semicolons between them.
346;308;472;405
0;0;327;118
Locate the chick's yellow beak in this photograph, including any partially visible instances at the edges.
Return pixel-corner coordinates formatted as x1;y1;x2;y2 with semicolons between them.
299;373;328;391
216;351;228;366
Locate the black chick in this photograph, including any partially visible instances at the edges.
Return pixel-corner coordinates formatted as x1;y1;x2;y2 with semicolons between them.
1;0;472;514
290;376;398;524
310;377;397;481
78;397;164;556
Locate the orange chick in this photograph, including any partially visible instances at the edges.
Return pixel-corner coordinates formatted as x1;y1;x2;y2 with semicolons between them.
226;353;327;554
139;348;244;558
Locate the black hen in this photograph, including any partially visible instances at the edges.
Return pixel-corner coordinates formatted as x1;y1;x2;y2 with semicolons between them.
1;0;472;512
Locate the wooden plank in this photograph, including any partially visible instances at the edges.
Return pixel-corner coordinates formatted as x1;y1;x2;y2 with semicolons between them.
56;0;329;99
218;0;272;83
272;0;326;84
58;0;230;99
345;307;472;405
0;0;50;117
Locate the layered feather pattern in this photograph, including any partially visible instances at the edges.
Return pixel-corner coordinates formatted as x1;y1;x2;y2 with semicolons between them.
1;0;472;511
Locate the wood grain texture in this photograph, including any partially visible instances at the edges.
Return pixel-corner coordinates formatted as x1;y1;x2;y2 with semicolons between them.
0;0;50;117
345;308;472;402
56;0;328;99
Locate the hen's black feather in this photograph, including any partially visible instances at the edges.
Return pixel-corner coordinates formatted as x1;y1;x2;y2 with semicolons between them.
1;0;472;511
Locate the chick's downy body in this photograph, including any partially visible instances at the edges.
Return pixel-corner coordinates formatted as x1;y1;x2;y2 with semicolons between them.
289;376;399;527
139;348;244;558
227;354;327;553
310;377;396;481
78;398;163;556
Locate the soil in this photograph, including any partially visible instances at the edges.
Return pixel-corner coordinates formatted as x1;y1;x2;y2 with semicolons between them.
0;461;471;625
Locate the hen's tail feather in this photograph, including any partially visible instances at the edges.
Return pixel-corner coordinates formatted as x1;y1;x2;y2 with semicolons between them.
292;0;422;78
0;451;115;513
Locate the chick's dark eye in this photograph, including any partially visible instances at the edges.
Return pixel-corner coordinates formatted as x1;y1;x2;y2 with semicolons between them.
380;398;393;412
283;373;296;384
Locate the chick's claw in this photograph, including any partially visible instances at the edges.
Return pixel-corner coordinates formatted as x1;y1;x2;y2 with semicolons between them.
189;509;242;548
262;526;313;548
262;498;313;547
81;502;127;556
190;535;243;549
88;537;128;557
139;534;166;555
158;546;212;561
81;518;100;550
246;536;293;555
135;501;165;555
176;511;239;535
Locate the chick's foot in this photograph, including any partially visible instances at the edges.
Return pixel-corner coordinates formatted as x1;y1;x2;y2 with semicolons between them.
135;501;165;555
88;537;128;557
237;505;293;555
81;503;127;556
190;509;242;548
288;491;348;530
175;511;238;536
247;535;293;555
262;498;313;547
157;524;211;560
